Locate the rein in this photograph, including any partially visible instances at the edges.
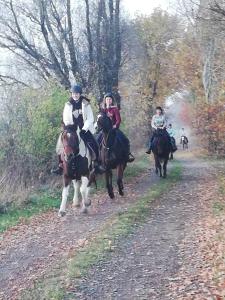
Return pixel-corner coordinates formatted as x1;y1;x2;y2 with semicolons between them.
102;130;111;150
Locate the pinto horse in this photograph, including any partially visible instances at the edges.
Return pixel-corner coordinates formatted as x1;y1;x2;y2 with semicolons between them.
181;135;188;150
152;129;170;178
58;126;92;216
96;112;127;199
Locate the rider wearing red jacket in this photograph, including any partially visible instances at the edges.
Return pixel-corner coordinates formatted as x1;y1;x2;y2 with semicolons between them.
102;93;134;163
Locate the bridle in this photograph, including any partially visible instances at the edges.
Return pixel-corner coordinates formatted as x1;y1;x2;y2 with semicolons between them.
62;130;80;162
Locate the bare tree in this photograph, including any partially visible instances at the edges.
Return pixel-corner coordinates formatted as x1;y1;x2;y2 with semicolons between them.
0;0;123;103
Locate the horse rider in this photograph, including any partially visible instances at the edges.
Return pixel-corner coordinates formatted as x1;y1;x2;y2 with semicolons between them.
101;92;135;163
167;123;177;152
146;106;172;154
180;127;188;144
52;85;105;175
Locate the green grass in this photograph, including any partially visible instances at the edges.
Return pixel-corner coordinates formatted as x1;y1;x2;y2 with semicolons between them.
0;192;61;233
0;154;149;233
21;162;182;300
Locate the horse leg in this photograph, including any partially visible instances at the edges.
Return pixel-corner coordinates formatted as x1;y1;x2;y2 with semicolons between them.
72;180;81;208
159;161;162;177
155;155;162;177
117;164;124;196
58;176;71;217
163;159;168;178
106;170;114;199
154;154;158;174
170;152;173;160
80;176;91;214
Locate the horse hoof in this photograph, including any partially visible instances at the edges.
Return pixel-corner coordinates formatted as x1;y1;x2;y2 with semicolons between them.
119;190;124;196
58;210;66;217
109;193;115;199
81;207;88;214
84;199;91;207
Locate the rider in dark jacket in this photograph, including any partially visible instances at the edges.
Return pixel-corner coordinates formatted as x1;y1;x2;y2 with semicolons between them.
101;93;135;163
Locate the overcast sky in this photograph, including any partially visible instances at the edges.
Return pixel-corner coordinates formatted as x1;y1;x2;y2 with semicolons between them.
123;0;173;16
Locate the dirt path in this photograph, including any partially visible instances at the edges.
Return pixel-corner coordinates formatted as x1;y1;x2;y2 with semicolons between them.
0;160;158;300
0;152;220;300
69;154;218;300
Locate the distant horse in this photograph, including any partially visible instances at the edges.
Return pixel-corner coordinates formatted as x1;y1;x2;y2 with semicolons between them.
96;112;127;199
152;129;171;178
58;126;92;216
181;136;188;150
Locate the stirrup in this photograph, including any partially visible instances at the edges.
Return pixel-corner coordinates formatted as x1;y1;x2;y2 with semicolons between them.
51;167;63;175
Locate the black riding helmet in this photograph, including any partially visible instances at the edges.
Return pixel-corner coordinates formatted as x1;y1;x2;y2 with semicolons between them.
155;106;163;112
71;84;82;94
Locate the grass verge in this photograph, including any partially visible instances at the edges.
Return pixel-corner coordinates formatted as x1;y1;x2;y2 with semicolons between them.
0;154;150;233
21;161;182;300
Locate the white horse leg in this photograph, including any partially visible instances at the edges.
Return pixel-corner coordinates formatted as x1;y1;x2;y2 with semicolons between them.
72;180;81;207
80;176;91;214
58;185;70;217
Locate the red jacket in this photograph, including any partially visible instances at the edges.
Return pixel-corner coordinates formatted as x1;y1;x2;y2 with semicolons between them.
104;106;121;129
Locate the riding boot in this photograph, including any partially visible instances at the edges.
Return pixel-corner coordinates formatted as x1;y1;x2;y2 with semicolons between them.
127;153;135;162
51;155;63;175
146;135;154;154
94;160;106;174
146;148;151;154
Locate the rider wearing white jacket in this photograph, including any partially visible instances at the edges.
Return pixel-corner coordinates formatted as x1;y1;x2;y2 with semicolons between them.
63;98;95;134
52;85;105;175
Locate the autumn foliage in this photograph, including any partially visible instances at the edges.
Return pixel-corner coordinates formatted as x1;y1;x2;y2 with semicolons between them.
193;100;225;156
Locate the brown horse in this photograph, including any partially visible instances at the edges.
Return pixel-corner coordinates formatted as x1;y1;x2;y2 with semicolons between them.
152;129;170;178
96;112;127;199
58;126;92;216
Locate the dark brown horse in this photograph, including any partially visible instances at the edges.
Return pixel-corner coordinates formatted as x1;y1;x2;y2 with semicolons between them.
96;112;127;199
58;126;92;216
152;129;171;178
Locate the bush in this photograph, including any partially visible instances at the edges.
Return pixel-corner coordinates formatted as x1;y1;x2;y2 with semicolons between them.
0;83;68;207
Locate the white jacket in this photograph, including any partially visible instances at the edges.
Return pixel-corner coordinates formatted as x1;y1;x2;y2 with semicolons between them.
63;98;95;134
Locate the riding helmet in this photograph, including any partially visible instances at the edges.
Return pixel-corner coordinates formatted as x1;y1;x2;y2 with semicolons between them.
104;92;114;99
71;84;82;94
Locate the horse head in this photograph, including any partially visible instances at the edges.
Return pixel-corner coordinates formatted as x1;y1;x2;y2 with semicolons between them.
96;111;113;133
154;129;170;156
62;126;79;160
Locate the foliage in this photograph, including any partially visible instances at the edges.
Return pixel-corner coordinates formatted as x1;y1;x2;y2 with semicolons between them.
193;99;225;156
0;83;68;207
